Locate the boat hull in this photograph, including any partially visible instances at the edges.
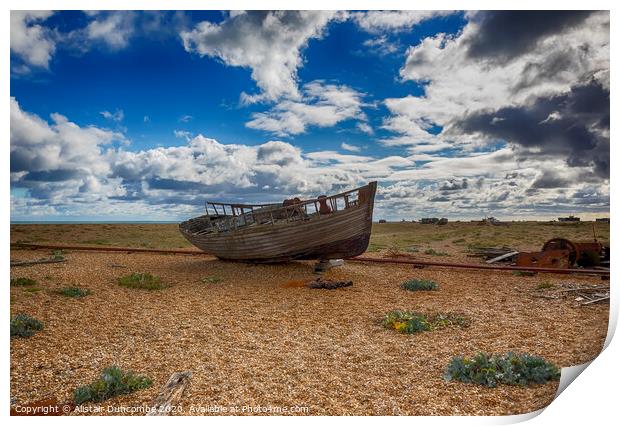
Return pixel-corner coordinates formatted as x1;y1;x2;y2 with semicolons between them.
179;183;376;262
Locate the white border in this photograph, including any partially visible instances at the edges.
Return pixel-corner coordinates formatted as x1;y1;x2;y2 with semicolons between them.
4;1;617;424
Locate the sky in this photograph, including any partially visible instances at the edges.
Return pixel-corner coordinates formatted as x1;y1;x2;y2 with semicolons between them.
10;10;610;222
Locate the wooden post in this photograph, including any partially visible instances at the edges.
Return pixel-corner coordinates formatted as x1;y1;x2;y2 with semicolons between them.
147;371;192;416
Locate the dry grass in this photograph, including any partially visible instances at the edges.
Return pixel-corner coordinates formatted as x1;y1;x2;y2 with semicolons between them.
10;239;609;415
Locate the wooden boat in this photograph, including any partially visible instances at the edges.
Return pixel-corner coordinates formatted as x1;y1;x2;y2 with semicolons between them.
179;181;377;262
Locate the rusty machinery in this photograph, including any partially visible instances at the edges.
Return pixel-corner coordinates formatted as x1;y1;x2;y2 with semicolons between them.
516;237;607;269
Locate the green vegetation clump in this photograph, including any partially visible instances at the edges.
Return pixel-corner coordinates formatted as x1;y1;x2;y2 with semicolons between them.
444;352;560;387
118;273;167;290
424;248;449;256
383;311;468;334
56;287;91;297
537;281;554;290
401;279;438;291
202;276;222;284
513;270;536;277
11;314;44;338
10;277;37;287
74;366;152;405
51;249;67;260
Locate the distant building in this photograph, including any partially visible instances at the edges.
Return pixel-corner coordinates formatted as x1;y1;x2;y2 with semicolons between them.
420;217;439;224
437;218;448;225
482;216;501;225
558;215;581;222
378;219;387;223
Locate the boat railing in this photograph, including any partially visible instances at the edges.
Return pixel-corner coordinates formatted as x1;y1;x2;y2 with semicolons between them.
203;184;368;233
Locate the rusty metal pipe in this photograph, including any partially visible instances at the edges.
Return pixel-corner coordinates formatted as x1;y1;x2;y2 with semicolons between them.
347;257;608;275
11;243;208;256
11;242;608;275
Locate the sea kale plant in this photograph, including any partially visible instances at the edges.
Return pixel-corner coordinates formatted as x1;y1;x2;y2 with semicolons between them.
383;311;468;334
56;287;91;297
10;277;37;287
74;366;152;405
444;352;561;387
11;314;44;338
401;279;438;291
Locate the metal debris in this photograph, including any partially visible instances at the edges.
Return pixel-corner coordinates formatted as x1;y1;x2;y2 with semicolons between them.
533;283;610;306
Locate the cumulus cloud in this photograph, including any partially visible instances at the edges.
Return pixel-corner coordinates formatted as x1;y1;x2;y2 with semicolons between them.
246;81;370;136
351;10;457;33
181;11;337;101
85;11;136;49
10;11;56;69
12;11;187;74
10;99;402;218
464;11;594;62
451;79;610;178
11;99;609;220
381;11;609;181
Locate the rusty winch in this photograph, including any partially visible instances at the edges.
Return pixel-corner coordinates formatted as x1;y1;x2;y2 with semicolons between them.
516;237;605;268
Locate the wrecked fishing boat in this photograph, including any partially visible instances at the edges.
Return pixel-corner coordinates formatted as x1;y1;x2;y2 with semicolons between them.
179;181;377;262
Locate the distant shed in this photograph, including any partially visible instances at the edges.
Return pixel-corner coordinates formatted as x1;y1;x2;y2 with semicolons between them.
420;218;439;224
558;215;581;222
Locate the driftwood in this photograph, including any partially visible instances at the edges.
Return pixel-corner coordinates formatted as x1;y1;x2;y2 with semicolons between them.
10;258;67;267
533;283;610;306
467;246;516;259
486;251;520;264
147;371;192;416
582;296;610;305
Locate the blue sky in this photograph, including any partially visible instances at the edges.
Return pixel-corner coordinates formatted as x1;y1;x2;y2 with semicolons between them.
10;11;610;221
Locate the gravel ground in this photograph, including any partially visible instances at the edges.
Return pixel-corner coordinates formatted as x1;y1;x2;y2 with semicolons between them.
10;249;609;415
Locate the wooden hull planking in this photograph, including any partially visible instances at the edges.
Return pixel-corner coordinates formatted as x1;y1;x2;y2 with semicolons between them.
179;182;376;262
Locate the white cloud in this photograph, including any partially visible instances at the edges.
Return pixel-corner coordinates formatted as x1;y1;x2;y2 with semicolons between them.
246;81;369;136
10;11;56;69
11;97;608;221
173;130;193;140
100;109;124;122
351;10;456;33
341;142;361;153
382;12;609;150
85;11;135;50
178;115;193;123
356;122;373;135
181;11;337;101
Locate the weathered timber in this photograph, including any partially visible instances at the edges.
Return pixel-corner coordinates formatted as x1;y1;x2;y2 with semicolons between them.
486;251;520;264
147;371;192;416
179;182;377;262
10;258;67;267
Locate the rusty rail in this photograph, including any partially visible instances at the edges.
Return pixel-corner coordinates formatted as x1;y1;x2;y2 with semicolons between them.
347;257;608;275
11;242;609;275
11;243;209;255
